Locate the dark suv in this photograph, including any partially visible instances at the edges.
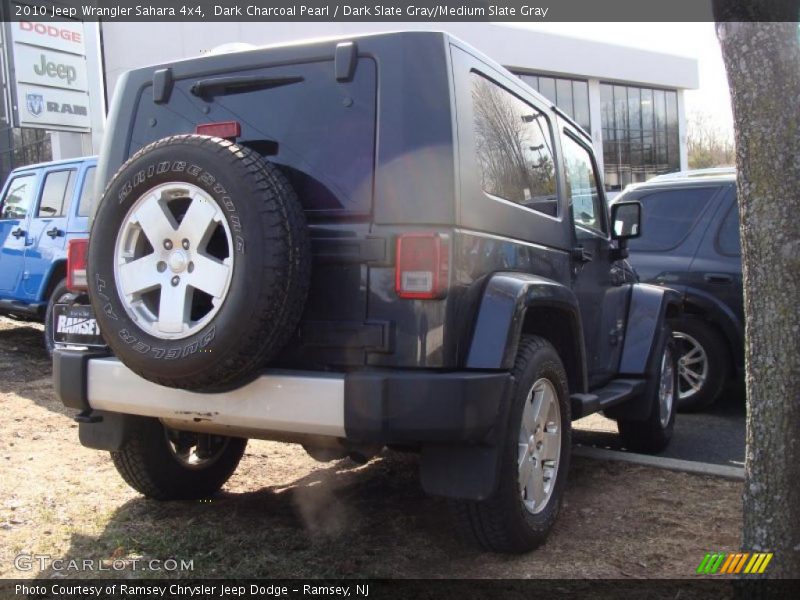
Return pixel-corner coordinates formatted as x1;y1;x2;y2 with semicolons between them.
615;169;742;411
53;32;680;553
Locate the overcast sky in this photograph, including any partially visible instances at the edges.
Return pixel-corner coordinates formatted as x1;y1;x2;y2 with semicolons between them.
519;22;734;137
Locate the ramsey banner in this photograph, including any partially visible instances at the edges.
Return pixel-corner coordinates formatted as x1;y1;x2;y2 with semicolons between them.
3;0;798;22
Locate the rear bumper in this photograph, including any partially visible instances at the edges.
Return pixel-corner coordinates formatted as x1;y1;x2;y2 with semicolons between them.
53;349;511;445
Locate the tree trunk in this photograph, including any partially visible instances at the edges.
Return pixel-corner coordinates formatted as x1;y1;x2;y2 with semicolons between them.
714;19;800;578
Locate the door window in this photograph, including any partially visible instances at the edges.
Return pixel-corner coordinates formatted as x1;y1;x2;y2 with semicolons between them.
77;167;97;217
471;73;558;217
562;133;606;236
37;170;76;218
0;174;37;220
628;187;718;252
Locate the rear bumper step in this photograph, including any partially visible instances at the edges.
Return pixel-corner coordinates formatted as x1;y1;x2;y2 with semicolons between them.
53;349;511;445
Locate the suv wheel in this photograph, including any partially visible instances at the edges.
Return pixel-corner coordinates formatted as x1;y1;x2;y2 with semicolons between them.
451;335;571;553
111;417;246;500
88;135;311;391
616;325;677;454
44;278;73;357
670;317;730;412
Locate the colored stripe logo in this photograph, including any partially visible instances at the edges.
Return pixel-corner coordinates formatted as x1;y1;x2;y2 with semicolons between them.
696;552;773;574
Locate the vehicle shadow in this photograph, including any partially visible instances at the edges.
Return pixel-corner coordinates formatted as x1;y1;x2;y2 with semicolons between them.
33;450;474;579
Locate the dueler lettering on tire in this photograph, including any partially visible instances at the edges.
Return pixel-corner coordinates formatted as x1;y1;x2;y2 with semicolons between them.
88;135;311;391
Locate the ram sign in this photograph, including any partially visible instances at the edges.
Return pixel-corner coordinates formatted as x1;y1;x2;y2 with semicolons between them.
7;13;92;131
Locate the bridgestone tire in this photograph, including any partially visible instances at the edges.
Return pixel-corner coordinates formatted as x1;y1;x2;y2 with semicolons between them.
89;135;310;391
616;325;677;454
111;417;246;500
450;335;571;553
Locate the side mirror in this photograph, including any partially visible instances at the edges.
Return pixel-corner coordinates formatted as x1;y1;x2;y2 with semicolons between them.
611;201;642;240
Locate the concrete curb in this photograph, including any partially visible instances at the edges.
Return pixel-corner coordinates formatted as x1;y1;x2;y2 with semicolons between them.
573;445;745;480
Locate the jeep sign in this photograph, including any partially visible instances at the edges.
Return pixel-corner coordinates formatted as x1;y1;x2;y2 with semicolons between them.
13;45;88;92
7;8;92;131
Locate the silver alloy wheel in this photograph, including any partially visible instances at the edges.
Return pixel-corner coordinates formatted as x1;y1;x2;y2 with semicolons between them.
518;378;561;515
658;346;676;427
165;429;229;470
113;182;234;340
673;331;708;401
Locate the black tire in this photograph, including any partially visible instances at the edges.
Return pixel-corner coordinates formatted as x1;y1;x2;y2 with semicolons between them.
111;417;246;500
669;316;730;412
616;325;677;454
88;135;310;391
450;335;571;553
43;278;74;358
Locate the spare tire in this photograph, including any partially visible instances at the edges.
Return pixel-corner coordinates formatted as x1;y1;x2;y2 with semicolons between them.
88;135;310;391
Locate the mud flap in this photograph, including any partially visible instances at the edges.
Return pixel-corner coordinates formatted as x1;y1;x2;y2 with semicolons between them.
78;411;143;451
420;444;501;500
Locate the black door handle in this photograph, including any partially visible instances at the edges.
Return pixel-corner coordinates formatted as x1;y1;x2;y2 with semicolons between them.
46;226;62;238
704;273;734;284
11;228;25;239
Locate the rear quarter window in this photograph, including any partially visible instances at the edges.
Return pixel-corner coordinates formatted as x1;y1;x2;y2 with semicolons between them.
470;72;558;218
628;187;719;252
128;59;377;216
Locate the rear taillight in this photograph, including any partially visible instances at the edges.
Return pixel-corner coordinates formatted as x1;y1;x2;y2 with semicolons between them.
395;233;449;299
67;239;89;292
195;121;241;139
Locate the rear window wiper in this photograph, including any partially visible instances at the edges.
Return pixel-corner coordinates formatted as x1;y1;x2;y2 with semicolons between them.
190;75;304;98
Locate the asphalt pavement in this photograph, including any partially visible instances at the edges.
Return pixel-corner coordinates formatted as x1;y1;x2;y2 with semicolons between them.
573;382;746;468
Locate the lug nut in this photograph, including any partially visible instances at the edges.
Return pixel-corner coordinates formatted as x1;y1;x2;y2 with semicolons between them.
171;276;180;286
157;261;167;273
182;239;190;250
164;239;173;250
187;261;194;273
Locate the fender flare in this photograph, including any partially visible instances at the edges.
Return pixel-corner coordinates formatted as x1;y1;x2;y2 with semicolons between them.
618;283;682;376
465;271;587;392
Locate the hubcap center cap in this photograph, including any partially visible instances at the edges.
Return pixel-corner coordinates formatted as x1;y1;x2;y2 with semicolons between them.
168;250;188;273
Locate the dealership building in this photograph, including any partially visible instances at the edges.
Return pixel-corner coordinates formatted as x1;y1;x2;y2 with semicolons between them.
2;20;698;192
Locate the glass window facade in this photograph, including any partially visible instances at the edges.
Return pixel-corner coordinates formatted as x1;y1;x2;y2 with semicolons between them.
601;83;680;191
517;73;591;132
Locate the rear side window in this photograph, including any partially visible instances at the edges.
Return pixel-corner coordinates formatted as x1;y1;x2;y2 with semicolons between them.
37;170;76;217
77;167;97;217
629;187;718;252
129;59;376;215
717;200;741;256
0;174;37;220
471;73;558;217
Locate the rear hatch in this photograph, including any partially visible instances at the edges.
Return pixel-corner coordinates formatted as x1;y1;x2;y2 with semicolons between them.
103;47;379;368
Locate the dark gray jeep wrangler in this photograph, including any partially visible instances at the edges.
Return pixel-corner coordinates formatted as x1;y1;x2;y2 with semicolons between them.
53;31;679;553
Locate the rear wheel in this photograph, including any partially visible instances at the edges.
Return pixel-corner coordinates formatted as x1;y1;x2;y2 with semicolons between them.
111;417;246;500
451;336;571;553
670;317;730;412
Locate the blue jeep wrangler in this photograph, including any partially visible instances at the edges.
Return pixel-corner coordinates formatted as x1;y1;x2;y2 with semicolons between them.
0;156;96;354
